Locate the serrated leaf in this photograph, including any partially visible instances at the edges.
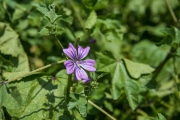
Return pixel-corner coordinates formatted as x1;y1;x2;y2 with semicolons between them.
123;58;154;79
85;10;97;29
96;52;141;110
37;5;62;23
68;94;87;117
2;70;71;120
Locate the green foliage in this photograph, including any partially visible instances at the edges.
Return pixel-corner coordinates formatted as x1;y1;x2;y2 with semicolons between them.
85;10;97;29
1;0;180;119
123;58;154;79
96;52;154;110
157;26;180;48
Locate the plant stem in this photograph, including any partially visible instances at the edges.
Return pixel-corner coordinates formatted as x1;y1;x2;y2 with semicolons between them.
88;100;117;120
54;35;64;49
153;52;172;78
165;0;178;23
66;74;73;103
4;59;66;84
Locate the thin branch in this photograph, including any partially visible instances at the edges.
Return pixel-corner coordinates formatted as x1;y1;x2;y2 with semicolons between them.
165;0;178;23
4;59;66;84
88;100;117;120
153;52;172;78
54;35;64;49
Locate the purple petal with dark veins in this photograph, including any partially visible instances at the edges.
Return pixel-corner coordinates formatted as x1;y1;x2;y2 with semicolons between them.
79;59;96;72
64;60;75;74
77;46;90;60
74;66;89;80
63;43;77;60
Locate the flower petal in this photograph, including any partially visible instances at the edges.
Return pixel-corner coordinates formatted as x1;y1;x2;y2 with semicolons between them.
79;59;96;72
83;78;91;83
63;43;77;60
64;60;75;74
74;66;89;80
78;46;90;60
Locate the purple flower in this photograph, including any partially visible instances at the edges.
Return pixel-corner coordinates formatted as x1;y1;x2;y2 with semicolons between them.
63;43;96;82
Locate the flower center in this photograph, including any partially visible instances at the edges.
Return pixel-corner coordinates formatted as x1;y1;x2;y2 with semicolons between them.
75;61;81;68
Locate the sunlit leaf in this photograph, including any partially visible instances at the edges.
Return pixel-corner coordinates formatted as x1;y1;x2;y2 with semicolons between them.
0;23;21;57
85;10;97;29
123;58;154;79
96;52;141;110
155;113;166;120
12;4;27;21
0;22;30;74
37;4;62;23
2;70;71;119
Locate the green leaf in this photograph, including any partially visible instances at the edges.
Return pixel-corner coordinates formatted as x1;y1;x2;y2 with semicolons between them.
0;85;5;120
68;94;87;117
176;48;180;56
96;52;123;100
123;58;154;79
85;11;97;29
96;52;141;110
37;4;62;23
12;4;27;21
0;22;30;79
2;70;71;119
131;40;170;67
155;113;166;120
124;80;140;110
0;23;22;57
157;26;180;47
0;54;13;66
83;0;97;9
91;19;123;59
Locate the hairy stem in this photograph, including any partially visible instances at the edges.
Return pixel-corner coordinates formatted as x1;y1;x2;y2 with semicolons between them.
88;100;117;120
4;59;66;84
165;0;178;23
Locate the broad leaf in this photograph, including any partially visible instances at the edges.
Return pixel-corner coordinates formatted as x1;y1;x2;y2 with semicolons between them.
91;19;123;59
96;52;141;110
123;58;154;79
2;70;71;119
0;22;30;80
85;10;97;29
0;22;22;57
